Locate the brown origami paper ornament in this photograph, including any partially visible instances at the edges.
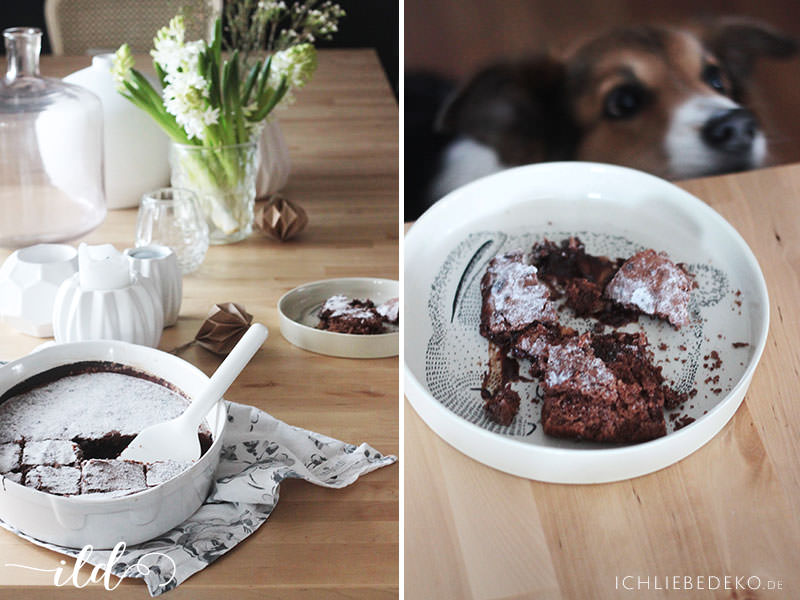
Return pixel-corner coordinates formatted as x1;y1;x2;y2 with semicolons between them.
255;194;308;241
170;303;254;356
195;303;254;355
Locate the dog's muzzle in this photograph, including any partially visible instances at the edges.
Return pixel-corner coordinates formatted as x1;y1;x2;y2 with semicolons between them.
701;108;758;156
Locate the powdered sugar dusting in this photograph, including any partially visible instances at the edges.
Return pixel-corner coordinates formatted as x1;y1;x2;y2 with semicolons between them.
605;250;693;327
146;460;194;487
321;295;376;320
376;297;399;323
0;372;189;444
26;465;81;495
81;459;146;494
22;440;80;466
0;442;20;472
545;338;617;395
484;252;556;333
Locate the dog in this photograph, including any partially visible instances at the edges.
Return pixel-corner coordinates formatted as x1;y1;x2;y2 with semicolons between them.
406;18;797;219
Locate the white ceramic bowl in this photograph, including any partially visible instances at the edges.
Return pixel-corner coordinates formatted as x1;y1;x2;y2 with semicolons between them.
278;278;399;358
405;162;769;483
0;340;226;548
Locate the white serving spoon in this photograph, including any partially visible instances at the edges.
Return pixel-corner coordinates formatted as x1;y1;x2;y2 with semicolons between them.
120;323;268;463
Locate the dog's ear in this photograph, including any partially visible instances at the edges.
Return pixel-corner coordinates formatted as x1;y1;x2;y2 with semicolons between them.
704;17;798;100
435;57;576;165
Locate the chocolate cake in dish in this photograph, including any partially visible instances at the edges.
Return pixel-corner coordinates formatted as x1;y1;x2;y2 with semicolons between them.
0;362;212;496
480;252;557;345
146;460;194;487
604;249;695;328
317;295;386;334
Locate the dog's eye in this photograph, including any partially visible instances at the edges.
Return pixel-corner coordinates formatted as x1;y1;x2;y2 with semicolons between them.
703;64;726;94
603;84;646;119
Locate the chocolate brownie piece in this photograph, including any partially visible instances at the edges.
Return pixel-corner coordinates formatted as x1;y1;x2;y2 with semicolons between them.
531;237;636;324
376;297;399;325
512;323;576;378
591;331;685;411
480;252;557;344
540;335;667;443
317;295;385;334
22;439;82;467
605;249;694;328
81;459;146;494
26;465;81;495
484;383;521;426
146;460;193;487
0;442;21;473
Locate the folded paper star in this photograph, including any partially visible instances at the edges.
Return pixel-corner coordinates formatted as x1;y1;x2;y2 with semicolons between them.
195;303;254;355
255;195;308;241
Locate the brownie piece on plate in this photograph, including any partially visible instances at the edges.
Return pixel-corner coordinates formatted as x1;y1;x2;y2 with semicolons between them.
0;441;21;473
604;249;694;328
540;335;667;443
146;460;193;487
22;439;82;467
484;383;521;426
480;252;557;345
26;465;81;495
317;295;385;334
81;459;146;494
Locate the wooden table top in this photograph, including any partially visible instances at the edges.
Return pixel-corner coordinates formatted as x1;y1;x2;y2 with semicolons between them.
405;163;800;599
0;49;398;598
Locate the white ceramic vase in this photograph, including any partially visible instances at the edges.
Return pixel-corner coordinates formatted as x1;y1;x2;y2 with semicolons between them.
0;244;78;337
53;274;164;347
125;245;182;327
52;244;164;347
63;54;170;209
256;119;291;198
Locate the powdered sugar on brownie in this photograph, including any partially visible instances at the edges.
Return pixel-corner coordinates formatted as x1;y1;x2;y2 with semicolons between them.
376;297;399;324
22;440;81;467
26;465;81;495
0;442;21;473
545;336;617;397
81;459;146;494
146;460;193;487
320;295;375;319
481;252;557;339
605;249;694;328
0;372;189;444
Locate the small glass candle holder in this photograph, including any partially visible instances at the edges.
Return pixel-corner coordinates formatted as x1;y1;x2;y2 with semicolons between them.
135;188;209;274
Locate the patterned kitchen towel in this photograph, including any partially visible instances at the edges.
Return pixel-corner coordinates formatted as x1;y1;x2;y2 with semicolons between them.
0;401;396;595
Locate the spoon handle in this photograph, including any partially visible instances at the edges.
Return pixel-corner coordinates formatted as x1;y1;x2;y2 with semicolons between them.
182;323;269;425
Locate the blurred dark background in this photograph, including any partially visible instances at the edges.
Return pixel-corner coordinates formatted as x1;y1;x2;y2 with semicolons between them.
0;1;398;96
405;0;800;217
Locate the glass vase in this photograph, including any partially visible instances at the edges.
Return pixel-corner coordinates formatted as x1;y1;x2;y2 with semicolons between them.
169;140;260;245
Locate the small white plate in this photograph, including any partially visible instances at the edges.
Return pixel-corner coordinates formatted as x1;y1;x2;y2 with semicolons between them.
405;162;769;484
278;278;399;359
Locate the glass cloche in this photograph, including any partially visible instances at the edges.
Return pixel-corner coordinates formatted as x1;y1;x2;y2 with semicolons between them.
0;27;105;248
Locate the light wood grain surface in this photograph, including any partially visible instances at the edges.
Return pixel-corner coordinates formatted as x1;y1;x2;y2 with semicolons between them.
0;49;398;598
405;164;800;599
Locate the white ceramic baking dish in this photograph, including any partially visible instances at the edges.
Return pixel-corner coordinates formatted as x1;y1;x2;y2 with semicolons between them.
0;340;226;549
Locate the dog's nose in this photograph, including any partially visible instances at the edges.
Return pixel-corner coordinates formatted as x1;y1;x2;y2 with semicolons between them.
701;109;758;154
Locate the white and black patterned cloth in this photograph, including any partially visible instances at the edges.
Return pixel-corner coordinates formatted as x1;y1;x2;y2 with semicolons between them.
0;401;396;596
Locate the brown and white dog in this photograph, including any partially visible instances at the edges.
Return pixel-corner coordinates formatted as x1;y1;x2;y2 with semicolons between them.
407;19;797;217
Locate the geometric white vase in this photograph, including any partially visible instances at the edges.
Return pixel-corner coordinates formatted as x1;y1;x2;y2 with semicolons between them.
52;273;164;347
0;244;78;337
255;119;291;198
124;245;182;327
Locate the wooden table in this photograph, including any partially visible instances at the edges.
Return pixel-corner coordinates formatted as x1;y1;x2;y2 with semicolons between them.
405;164;800;599
0;49;398;598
